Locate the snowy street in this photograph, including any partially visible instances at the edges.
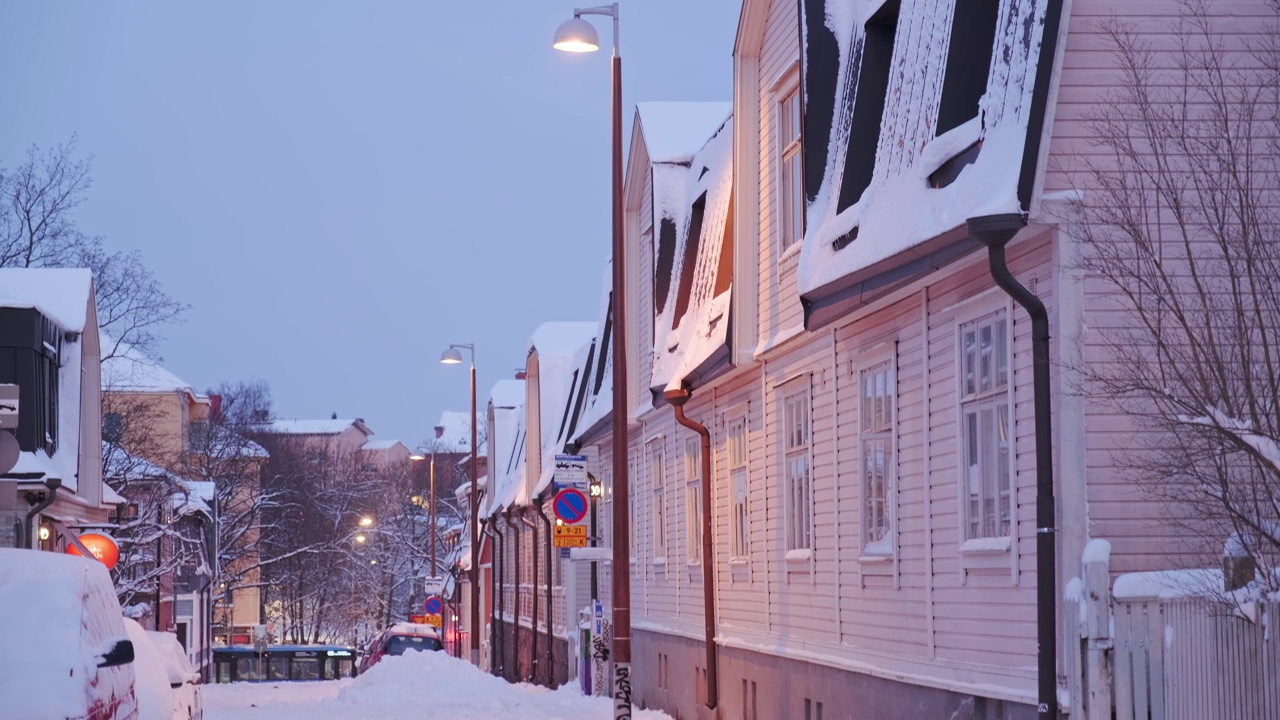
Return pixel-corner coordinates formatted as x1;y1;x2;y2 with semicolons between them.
204;651;673;720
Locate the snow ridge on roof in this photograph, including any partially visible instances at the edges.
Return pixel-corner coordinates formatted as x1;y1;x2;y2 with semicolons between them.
100;333;196;394
0;267;93;332
264;418;362;435
489;379;525;409
636;102;733;164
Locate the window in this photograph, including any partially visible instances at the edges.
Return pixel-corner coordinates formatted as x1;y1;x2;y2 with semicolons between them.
743;679;759;720
837;0;901;214
805;699;825;720
936;0;999;137
629;454;639;562
602;468;613;548
778;83;803;252
728;417;749;559
782;383;812;552
959;311;1012;540
860;356;895;555
103;412;123;443
684;437;703;564
650;444;666;560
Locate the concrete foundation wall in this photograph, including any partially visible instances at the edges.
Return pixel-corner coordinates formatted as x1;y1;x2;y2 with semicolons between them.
635;628;1036;720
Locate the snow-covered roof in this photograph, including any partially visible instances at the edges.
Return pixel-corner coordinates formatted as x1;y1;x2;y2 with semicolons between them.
100;334;199;395
484;394;526;517
430;410;476;455
361;439;404;451
0;268;93;332
571;264;614;444
262;418;369;436
636;102;732;164
798;0;1057;319
526;322;596;359
488;379;525;409
8;276;96;492
526;322;596;502
103;442;173;481
649;110;734;393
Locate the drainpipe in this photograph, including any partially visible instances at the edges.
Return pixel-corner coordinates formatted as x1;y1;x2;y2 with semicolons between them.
663;387;718;710
491;517;506;677
504;510;521;681
25;478;61;549
521;508;540;684
967;213;1057;720
482;519;500;676
534;495;554;687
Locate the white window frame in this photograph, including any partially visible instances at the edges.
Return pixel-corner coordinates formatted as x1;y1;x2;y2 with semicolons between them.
775;68;803;258
649;440;668;566
684;436;703;565
780;376;813;557
857;346;897;564
727;414;751;564
628;452;639;565
953;298;1017;574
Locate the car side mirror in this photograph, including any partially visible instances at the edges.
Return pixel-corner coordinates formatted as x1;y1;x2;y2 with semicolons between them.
97;639;135;668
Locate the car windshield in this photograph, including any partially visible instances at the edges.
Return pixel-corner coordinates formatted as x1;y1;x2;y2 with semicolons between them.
383;634;441;656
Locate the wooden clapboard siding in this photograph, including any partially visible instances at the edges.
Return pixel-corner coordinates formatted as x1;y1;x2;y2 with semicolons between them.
757;0;804;351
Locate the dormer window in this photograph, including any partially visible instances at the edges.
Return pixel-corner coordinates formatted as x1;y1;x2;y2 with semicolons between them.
935;0;999;137
836;0;900;214
777;79;803;252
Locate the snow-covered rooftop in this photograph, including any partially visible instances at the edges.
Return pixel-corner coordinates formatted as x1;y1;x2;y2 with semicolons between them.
636;102;732;164
431;410;475;454
263;418;367;436
100;334;198;395
0;267;93;332
488;379;525;409
361;439;404;451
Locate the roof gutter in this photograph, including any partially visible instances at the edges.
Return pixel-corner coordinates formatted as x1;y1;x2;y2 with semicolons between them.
967;213;1057;720
663;387;718;710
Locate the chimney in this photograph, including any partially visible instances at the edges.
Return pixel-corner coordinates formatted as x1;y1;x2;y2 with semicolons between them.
209;394;223;420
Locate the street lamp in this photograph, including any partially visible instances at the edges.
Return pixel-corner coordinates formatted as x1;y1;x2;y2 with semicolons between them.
441;342;480;667
553;5;631;716
411;424;447;585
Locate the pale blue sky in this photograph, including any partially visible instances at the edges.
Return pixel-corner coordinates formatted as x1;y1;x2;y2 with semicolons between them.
0;1;740;445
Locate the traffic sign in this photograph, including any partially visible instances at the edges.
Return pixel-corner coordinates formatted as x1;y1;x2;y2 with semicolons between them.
554;454;588;490
422;575;445;594
553;524;588;548
553;487;589;525
423;595;443;615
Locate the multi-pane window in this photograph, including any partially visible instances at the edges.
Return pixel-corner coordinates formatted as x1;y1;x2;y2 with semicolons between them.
860;357;894;555
782;383;812;552
684;437;703;564
651;445;666;559
728;417;750;559
629;453;639;562
778;84;803;252
601;468;613;548
959;311;1012;540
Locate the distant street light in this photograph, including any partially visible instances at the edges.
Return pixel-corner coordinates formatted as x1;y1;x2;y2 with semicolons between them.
442;342;480;667
554;4;631;716
355;534;367;544
359;516;374;528
410;424;447;582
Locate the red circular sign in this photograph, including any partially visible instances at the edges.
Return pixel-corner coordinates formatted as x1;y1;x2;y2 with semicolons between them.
553;488;589;524
423;595;443;615
66;533;120;570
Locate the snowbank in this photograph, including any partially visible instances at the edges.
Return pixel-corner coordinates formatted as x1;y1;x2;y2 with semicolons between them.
206;649;674;720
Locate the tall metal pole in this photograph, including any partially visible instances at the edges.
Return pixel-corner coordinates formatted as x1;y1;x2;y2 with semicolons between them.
606;6;632;718
430;446;437;578
470;356;480;667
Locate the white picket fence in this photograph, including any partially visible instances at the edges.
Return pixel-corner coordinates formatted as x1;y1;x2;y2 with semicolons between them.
1063;544;1280;719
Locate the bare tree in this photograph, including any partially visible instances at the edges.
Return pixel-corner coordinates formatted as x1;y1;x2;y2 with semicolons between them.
102;394;206;616
1073;0;1280;592
0;137;187;358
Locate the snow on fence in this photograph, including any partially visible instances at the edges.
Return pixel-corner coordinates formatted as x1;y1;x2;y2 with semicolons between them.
1110;574;1280;720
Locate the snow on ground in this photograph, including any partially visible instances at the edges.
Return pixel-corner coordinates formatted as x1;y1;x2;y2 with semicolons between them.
205;650;674;720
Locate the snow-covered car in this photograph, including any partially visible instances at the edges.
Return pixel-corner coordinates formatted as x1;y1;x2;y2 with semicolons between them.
146;630;203;720
358;622;443;673
0;548;140;719
123;617;175;720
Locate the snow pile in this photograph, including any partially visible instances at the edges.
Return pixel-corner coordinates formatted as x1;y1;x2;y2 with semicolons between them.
339;651;673;719
123;617;175;720
206;650;674;720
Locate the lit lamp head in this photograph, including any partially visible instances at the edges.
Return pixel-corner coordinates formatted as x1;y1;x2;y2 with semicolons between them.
410;448;427;461
440;347;464;365
553;15;600;52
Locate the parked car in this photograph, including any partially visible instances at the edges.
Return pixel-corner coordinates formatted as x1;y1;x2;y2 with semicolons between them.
0;548;139;719
146;630;203;720
358;622;443;672
123;617;174;720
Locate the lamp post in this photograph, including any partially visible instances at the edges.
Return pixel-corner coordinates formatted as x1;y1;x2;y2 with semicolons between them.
441;343;480;667
411;423;448;583
554;5;631;716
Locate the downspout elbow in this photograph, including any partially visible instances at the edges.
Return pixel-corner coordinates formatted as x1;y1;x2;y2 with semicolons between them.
663;387;719;710
25;478;61;549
